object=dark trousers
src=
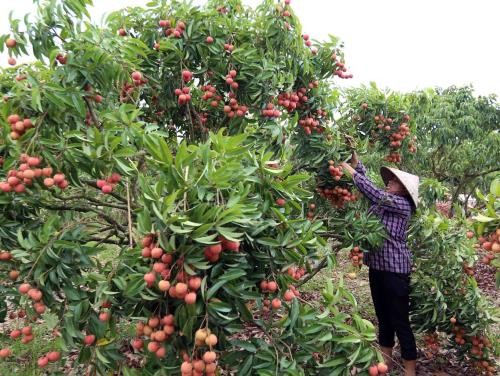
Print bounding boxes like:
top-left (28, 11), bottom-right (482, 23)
top-left (369, 268), bottom-right (417, 360)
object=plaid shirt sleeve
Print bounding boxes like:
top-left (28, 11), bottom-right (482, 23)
top-left (353, 168), bottom-right (412, 216)
top-left (354, 160), bottom-right (367, 175)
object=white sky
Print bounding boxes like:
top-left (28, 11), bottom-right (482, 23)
top-left (1, 0), bottom-right (499, 96)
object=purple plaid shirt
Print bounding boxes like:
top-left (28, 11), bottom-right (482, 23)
top-left (352, 161), bottom-right (413, 274)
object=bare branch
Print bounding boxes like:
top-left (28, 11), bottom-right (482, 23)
top-left (83, 96), bottom-right (101, 128)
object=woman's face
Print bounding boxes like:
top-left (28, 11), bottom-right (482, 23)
top-left (386, 178), bottom-right (407, 195)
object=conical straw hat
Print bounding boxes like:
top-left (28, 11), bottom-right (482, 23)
top-left (380, 167), bottom-right (419, 208)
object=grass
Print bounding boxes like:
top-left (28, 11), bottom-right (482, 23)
top-left (301, 248), bottom-right (376, 321)
top-left (0, 317), bottom-right (136, 376)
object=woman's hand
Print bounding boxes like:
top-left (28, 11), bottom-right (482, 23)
top-left (341, 162), bottom-right (356, 177)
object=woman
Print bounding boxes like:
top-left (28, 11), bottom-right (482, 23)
top-left (341, 152), bottom-right (419, 376)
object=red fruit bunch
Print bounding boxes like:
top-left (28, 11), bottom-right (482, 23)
top-left (332, 54), bottom-right (353, 79)
top-left (200, 84), bottom-right (223, 109)
top-left (204, 236), bottom-right (240, 262)
top-left (18, 283), bottom-right (47, 317)
top-left (96, 172), bottom-right (121, 194)
top-left (423, 332), bottom-right (440, 357)
top-left (306, 202), bottom-right (316, 220)
top-left (163, 20), bottom-right (185, 38)
top-left (134, 314), bottom-right (176, 359)
top-left (277, 88), bottom-right (308, 112)
top-left (327, 159), bottom-right (344, 181)
top-left (225, 69), bottom-right (239, 90)
top-left (283, 284), bottom-right (300, 300)
top-left (298, 116), bottom-right (325, 135)
top-left (349, 246), bottom-right (364, 268)
top-left (316, 185), bottom-right (358, 209)
top-left (174, 86), bottom-right (192, 105)
top-left (261, 103), bottom-right (281, 119)
top-left (6, 113), bottom-right (34, 140)
top-left (55, 53), bottom-right (67, 65)
top-left (287, 266), bottom-right (305, 280)
top-left (259, 280), bottom-right (279, 293)
top-left (0, 155), bottom-right (68, 194)
top-left (478, 228), bottom-right (500, 265)
top-left (223, 98), bottom-right (247, 118)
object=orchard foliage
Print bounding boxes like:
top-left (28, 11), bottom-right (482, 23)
top-left (407, 207), bottom-right (498, 375)
top-left (473, 177), bottom-right (500, 286)
top-left (0, 0), bottom-right (388, 375)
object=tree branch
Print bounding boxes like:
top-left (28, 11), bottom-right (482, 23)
top-left (296, 257), bottom-right (328, 288)
top-left (80, 179), bottom-right (136, 208)
top-left (86, 236), bottom-right (127, 245)
top-left (83, 96), bottom-right (101, 128)
top-left (39, 202), bottom-right (128, 233)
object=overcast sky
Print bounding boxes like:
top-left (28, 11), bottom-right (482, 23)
top-left (1, 0), bottom-right (499, 96)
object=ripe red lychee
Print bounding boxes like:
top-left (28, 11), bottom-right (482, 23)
top-left (5, 38), bottom-right (17, 48)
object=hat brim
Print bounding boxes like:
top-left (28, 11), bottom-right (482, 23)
top-left (380, 166), bottom-right (418, 208)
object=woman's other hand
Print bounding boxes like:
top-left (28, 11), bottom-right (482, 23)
top-left (350, 151), bottom-right (358, 168)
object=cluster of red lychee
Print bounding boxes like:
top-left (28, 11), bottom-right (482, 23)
top-left (0, 155), bottom-right (68, 193)
top-left (19, 282), bottom-right (47, 315)
top-left (181, 329), bottom-right (219, 375)
top-left (204, 236), bottom-right (240, 262)
top-left (261, 103), bottom-right (281, 119)
top-left (277, 88), bottom-right (308, 112)
top-left (200, 84), bottom-right (223, 108)
top-left (131, 71), bottom-right (148, 87)
top-left (160, 19), bottom-right (186, 39)
top-left (9, 324), bottom-right (35, 345)
top-left (423, 332), bottom-right (440, 357)
top-left (303, 33), bottom-right (312, 47)
top-left (119, 71), bottom-right (148, 103)
top-left (184, 329), bottom-right (219, 375)
top-left (448, 320), bottom-right (495, 375)
top-left (225, 69), bottom-right (239, 90)
top-left (84, 84), bottom-right (103, 104)
top-left (287, 266), bottom-right (305, 280)
top-left (174, 86), bottom-right (192, 105)
top-left (223, 98), bottom-right (248, 118)
top-left (332, 53), bottom-right (353, 79)
top-left (96, 172), bottom-right (121, 194)
top-left (133, 314), bottom-right (176, 359)
top-left (478, 228), bottom-right (499, 265)
top-left (36, 351), bottom-right (61, 368)
top-left (298, 116), bottom-right (324, 135)
top-left (260, 280), bottom-right (299, 313)
top-left (385, 152), bottom-right (402, 163)
top-left (317, 185), bottom-right (358, 209)
top-left (6, 113), bottom-right (34, 140)
top-left (306, 202), bottom-right (316, 220)
top-left (368, 362), bottom-right (388, 375)
top-left (349, 246), bottom-right (364, 267)
top-left (55, 53), bottom-right (67, 65)
top-left (223, 43), bottom-right (234, 53)
top-left (141, 234), bottom-right (201, 305)
top-left (327, 160), bottom-right (344, 181)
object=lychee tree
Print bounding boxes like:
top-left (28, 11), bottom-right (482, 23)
top-left (0, 0), bottom-right (390, 375)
